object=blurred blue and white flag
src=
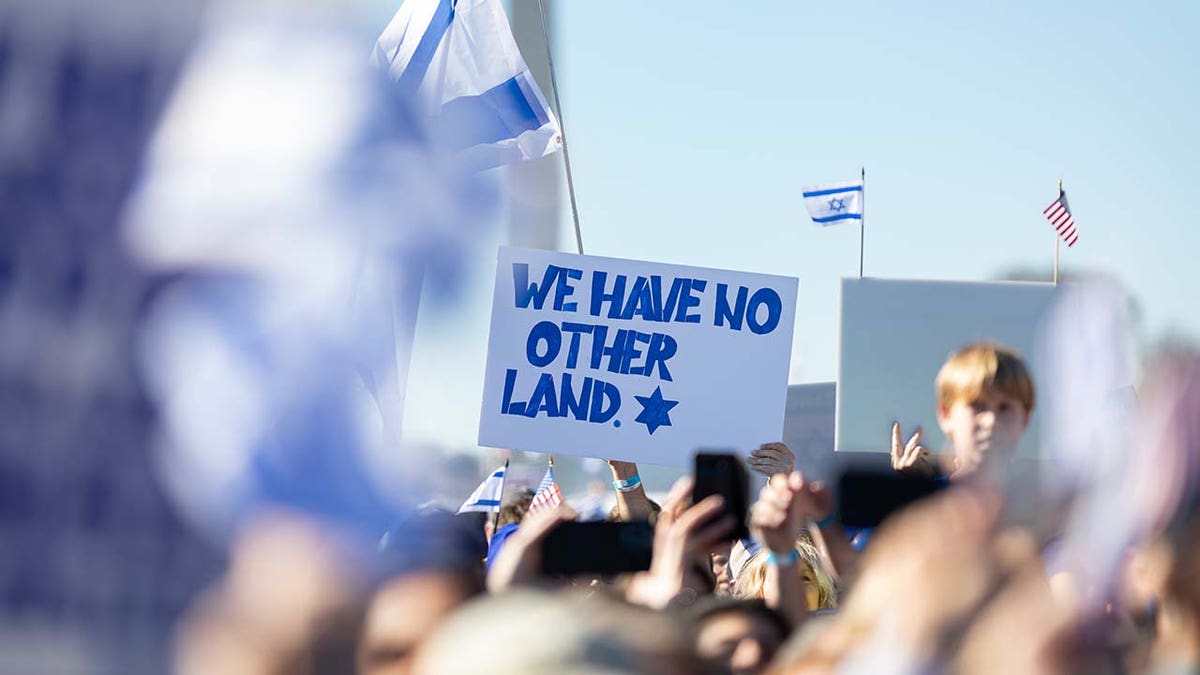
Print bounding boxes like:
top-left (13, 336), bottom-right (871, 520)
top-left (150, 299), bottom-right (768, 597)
top-left (373, 0), bottom-right (562, 171)
top-left (802, 180), bottom-right (864, 226)
top-left (124, 8), bottom-right (497, 539)
top-left (458, 464), bottom-right (508, 513)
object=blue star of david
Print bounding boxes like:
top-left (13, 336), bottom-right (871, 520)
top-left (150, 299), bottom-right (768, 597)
top-left (633, 386), bottom-right (678, 435)
top-left (828, 197), bottom-right (846, 212)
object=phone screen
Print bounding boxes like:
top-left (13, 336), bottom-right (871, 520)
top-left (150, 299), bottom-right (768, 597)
top-left (692, 452), bottom-right (750, 541)
top-left (540, 521), bottom-right (654, 576)
top-left (836, 468), bottom-right (948, 528)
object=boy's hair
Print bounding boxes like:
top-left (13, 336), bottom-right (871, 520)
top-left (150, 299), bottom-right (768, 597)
top-left (935, 342), bottom-right (1035, 413)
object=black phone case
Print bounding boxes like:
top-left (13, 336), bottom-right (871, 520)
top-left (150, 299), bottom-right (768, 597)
top-left (540, 521), bottom-right (654, 576)
top-left (692, 452), bottom-right (751, 541)
top-left (836, 468), bottom-right (948, 528)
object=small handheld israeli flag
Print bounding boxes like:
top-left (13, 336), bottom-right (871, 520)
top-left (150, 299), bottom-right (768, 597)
top-left (457, 464), bottom-right (507, 513)
top-left (373, 0), bottom-right (563, 171)
top-left (802, 180), bottom-right (864, 226)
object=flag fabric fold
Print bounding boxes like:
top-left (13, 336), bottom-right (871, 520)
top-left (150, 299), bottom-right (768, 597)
top-left (802, 180), bottom-right (864, 226)
top-left (1044, 191), bottom-right (1079, 247)
top-left (457, 464), bottom-right (507, 513)
top-left (373, 0), bottom-right (562, 170)
top-left (529, 464), bottom-right (563, 512)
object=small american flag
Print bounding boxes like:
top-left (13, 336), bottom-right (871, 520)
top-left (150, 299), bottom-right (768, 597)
top-left (529, 465), bottom-right (563, 512)
top-left (1043, 190), bottom-right (1079, 247)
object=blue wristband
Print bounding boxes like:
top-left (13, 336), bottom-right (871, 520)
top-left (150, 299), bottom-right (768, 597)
top-left (612, 474), bottom-right (642, 492)
top-left (766, 549), bottom-right (800, 568)
top-left (816, 512), bottom-right (838, 529)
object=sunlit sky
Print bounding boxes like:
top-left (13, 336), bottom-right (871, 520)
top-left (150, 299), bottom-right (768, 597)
top-left (399, 0), bottom-right (1200, 452)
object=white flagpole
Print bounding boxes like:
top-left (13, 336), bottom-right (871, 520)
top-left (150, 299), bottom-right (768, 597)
top-left (1054, 238), bottom-right (1060, 285)
top-left (535, 0), bottom-right (584, 255)
top-left (490, 458), bottom-right (510, 536)
top-left (859, 166), bottom-right (866, 278)
top-left (1053, 179), bottom-right (1062, 285)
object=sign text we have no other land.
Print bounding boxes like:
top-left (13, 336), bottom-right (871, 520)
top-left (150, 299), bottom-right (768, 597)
top-left (479, 247), bottom-right (798, 467)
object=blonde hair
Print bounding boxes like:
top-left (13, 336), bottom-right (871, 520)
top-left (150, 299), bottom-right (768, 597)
top-left (935, 342), bottom-right (1035, 413)
top-left (732, 530), bottom-right (837, 611)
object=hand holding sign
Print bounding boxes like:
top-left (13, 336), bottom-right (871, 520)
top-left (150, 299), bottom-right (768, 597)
top-left (608, 459), bottom-right (654, 522)
top-left (747, 442), bottom-right (795, 478)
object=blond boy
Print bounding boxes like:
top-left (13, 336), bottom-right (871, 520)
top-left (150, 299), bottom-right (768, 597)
top-left (892, 342), bottom-right (1036, 479)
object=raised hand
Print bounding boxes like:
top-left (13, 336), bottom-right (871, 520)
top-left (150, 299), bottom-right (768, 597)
top-left (747, 442), bottom-right (795, 478)
top-left (486, 504), bottom-right (577, 592)
top-left (749, 471), bottom-right (837, 625)
top-left (751, 472), bottom-right (805, 553)
top-left (626, 476), bottom-right (733, 609)
top-left (891, 421), bottom-right (936, 477)
top-left (606, 459), bottom-right (639, 476)
top-left (752, 471), bottom-right (833, 552)
top-left (845, 486), bottom-right (1003, 654)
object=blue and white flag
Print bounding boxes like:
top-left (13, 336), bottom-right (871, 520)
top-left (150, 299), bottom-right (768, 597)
top-left (373, 0), bottom-right (562, 171)
top-left (457, 464), bottom-right (507, 513)
top-left (802, 180), bottom-right (864, 226)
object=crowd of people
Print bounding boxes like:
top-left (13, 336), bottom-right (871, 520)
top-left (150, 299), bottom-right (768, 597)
top-left (174, 342), bottom-right (1200, 674)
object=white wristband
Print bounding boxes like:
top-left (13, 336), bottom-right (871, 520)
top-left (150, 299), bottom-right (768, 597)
top-left (613, 474), bottom-right (642, 492)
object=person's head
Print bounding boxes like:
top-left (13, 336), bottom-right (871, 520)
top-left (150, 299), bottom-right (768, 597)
top-left (710, 541), bottom-right (734, 596)
top-left (415, 590), bottom-right (702, 674)
top-left (935, 342), bottom-right (1035, 474)
top-left (357, 570), bottom-right (481, 675)
top-left (686, 597), bottom-right (790, 675)
top-left (361, 511), bottom-right (488, 675)
top-left (173, 513), bottom-right (368, 675)
top-left (731, 531), bottom-right (837, 611)
top-left (492, 489), bottom-right (534, 533)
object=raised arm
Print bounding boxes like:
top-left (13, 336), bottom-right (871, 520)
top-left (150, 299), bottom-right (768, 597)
top-left (750, 472), bottom-right (815, 626)
top-left (608, 459), bottom-right (655, 521)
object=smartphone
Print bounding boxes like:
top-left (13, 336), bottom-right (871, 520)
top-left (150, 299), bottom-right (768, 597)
top-left (836, 468), bottom-right (948, 528)
top-left (540, 521), bottom-right (654, 576)
top-left (692, 452), bottom-right (751, 541)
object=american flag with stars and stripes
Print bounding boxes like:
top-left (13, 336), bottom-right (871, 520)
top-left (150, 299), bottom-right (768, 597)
top-left (1044, 190), bottom-right (1079, 247)
top-left (529, 465), bottom-right (563, 512)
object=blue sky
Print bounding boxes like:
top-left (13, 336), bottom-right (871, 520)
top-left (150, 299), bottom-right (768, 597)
top-left (401, 0), bottom-right (1200, 451)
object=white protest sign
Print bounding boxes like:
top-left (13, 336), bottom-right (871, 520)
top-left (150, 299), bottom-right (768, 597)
top-left (836, 278), bottom-right (1059, 459)
top-left (782, 383), bottom-right (837, 481)
top-left (478, 247), bottom-right (798, 467)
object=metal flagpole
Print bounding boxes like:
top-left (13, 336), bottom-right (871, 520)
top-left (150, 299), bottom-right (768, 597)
top-left (859, 166), bottom-right (866, 278)
top-left (1053, 179), bottom-right (1062, 285)
top-left (490, 458), bottom-right (510, 537)
top-left (1054, 238), bottom-right (1060, 285)
top-left (535, 0), bottom-right (584, 255)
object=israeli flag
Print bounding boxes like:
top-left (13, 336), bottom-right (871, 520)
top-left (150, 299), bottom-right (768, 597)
top-left (373, 0), bottom-right (562, 171)
top-left (457, 465), bottom-right (507, 513)
top-left (802, 180), bottom-right (864, 226)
